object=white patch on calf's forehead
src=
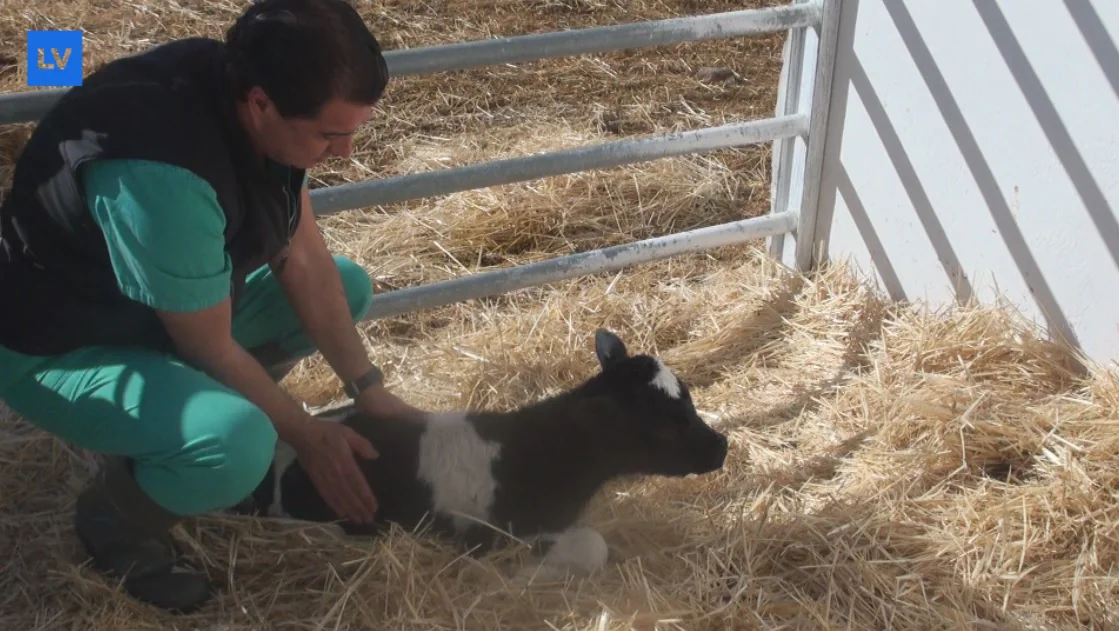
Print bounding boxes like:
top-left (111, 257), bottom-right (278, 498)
top-left (417, 411), bottom-right (500, 533)
top-left (650, 358), bottom-right (681, 399)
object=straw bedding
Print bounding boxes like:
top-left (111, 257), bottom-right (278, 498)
top-left (2, 1), bottom-right (1117, 629)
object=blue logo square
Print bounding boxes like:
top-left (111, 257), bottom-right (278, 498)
top-left (26, 30), bottom-right (83, 87)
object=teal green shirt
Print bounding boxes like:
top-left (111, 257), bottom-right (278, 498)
top-left (84, 158), bottom-right (307, 312)
top-left (0, 157), bottom-right (307, 393)
top-left (83, 158), bottom-right (235, 312)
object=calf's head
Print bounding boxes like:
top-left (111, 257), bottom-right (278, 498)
top-left (585, 328), bottom-right (728, 477)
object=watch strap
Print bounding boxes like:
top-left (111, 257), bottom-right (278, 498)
top-left (343, 366), bottom-right (384, 399)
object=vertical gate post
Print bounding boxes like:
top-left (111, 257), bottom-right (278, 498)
top-left (793, 0), bottom-right (843, 273)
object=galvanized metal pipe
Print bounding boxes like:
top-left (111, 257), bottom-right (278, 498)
top-left (387, 3), bottom-right (820, 76)
top-left (0, 90), bottom-right (59, 125)
top-left (312, 113), bottom-right (808, 214)
top-left (0, 3), bottom-right (821, 125)
top-left (361, 210), bottom-right (798, 321)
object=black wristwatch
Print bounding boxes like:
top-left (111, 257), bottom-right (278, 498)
top-left (342, 365), bottom-right (384, 400)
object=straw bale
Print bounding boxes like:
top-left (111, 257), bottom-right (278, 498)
top-left (4, 1), bottom-right (1119, 630)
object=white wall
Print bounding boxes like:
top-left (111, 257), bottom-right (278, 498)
top-left (773, 0), bottom-right (1119, 368)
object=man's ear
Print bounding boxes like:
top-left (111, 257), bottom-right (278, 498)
top-left (594, 328), bottom-right (628, 371)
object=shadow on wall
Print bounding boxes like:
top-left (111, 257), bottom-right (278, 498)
top-left (811, 0), bottom-right (1119, 357)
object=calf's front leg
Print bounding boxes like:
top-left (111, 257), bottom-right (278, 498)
top-left (512, 526), bottom-right (609, 584)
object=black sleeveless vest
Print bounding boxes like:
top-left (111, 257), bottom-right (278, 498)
top-left (0, 37), bottom-right (304, 356)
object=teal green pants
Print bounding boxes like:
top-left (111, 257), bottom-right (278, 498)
top-left (0, 255), bottom-right (374, 517)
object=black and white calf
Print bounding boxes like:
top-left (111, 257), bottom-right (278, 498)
top-left (245, 329), bottom-right (728, 578)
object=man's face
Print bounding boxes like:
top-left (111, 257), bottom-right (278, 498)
top-left (241, 86), bottom-right (373, 170)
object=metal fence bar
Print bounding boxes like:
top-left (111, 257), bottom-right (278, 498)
top-left (361, 210), bottom-right (798, 321)
top-left (0, 90), bottom-right (64, 125)
top-left (388, 3), bottom-right (821, 76)
top-left (0, 3), bottom-right (821, 125)
top-left (312, 113), bottom-right (808, 214)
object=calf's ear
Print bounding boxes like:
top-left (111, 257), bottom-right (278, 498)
top-left (594, 328), bottom-right (629, 370)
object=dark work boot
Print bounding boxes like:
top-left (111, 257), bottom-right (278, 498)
top-left (73, 456), bottom-right (212, 614)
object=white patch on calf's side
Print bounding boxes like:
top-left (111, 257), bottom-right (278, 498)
top-left (416, 411), bottom-right (500, 533)
top-left (650, 358), bottom-right (681, 399)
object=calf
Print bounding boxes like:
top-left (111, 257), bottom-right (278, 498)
top-left (246, 329), bottom-right (729, 577)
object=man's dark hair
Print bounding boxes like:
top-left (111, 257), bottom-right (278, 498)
top-left (223, 0), bottom-right (390, 119)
